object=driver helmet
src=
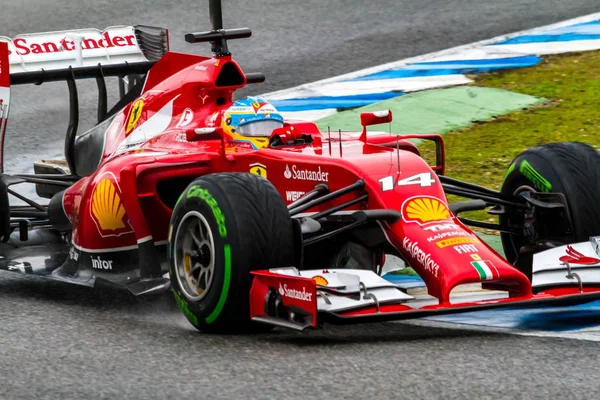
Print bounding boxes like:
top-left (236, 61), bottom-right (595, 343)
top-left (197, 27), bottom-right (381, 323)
top-left (221, 97), bottom-right (284, 149)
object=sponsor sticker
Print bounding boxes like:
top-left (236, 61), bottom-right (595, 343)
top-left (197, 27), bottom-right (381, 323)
top-left (520, 160), bottom-right (552, 193)
top-left (436, 237), bottom-right (479, 248)
top-left (186, 185), bottom-right (227, 238)
top-left (286, 191), bottom-right (305, 201)
top-left (69, 246), bottom-right (79, 261)
top-left (471, 260), bottom-right (499, 281)
top-left (312, 276), bottom-right (329, 286)
top-left (470, 254), bottom-right (482, 261)
top-left (228, 140), bottom-right (254, 150)
top-left (427, 230), bottom-right (473, 242)
top-left (401, 196), bottom-right (451, 226)
top-left (278, 283), bottom-right (313, 302)
top-left (90, 255), bottom-right (113, 270)
top-left (423, 223), bottom-right (462, 232)
top-left (207, 111), bottom-right (219, 127)
top-left (251, 101), bottom-right (268, 113)
top-left (453, 244), bottom-right (478, 254)
top-left (249, 162), bottom-right (267, 178)
top-left (284, 164), bottom-right (329, 182)
top-left (90, 175), bottom-right (133, 237)
top-left (559, 245), bottom-right (600, 265)
top-left (402, 237), bottom-right (439, 277)
top-left (5, 30), bottom-right (138, 57)
top-left (126, 99), bottom-right (144, 134)
top-left (175, 108), bottom-right (194, 128)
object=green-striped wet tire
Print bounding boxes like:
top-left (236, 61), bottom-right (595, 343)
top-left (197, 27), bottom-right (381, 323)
top-left (500, 141), bottom-right (600, 277)
top-left (168, 172), bottom-right (296, 334)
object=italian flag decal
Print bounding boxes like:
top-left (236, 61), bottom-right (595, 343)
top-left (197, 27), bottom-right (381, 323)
top-left (471, 260), bottom-right (499, 280)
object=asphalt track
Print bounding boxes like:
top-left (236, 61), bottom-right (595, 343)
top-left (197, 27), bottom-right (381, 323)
top-left (2, 1), bottom-right (600, 399)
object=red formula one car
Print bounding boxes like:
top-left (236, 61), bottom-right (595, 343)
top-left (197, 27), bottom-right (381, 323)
top-left (2, 0), bottom-right (600, 334)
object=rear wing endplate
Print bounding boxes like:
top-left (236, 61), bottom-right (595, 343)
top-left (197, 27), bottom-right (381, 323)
top-left (0, 41), bottom-right (9, 174)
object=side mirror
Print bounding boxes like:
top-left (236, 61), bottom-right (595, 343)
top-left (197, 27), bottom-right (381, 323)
top-left (359, 110), bottom-right (392, 142)
top-left (360, 110), bottom-right (392, 127)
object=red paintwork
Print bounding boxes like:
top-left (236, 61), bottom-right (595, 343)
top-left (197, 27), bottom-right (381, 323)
top-left (0, 42), bottom-right (8, 88)
top-left (60, 50), bottom-right (534, 307)
top-left (538, 287), bottom-right (600, 296)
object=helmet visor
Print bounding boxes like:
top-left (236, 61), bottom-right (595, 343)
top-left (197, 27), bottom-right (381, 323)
top-left (236, 119), bottom-right (284, 137)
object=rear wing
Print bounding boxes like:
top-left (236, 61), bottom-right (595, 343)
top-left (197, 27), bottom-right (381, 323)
top-left (0, 25), bottom-right (169, 174)
top-left (2, 25), bottom-right (168, 74)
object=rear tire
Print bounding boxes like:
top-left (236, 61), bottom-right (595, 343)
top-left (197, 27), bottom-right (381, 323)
top-left (500, 142), bottom-right (600, 276)
top-left (168, 172), bottom-right (296, 334)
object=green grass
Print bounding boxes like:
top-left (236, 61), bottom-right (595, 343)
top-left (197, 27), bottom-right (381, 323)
top-left (419, 50), bottom-right (600, 223)
top-left (387, 267), bottom-right (420, 276)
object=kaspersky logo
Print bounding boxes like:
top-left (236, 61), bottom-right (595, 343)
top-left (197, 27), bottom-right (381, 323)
top-left (402, 237), bottom-right (440, 277)
top-left (278, 283), bottom-right (313, 302)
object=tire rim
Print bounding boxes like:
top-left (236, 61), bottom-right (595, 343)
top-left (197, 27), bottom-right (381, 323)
top-left (173, 211), bottom-right (216, 301)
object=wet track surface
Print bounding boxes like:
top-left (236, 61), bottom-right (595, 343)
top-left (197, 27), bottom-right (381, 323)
top-left (1, 1), bottom-right (600, 398)
top-left (4, 275), bottom-right (600, 399)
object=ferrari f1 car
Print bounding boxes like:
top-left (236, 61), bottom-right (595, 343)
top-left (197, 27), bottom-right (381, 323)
top-left (2, 0), bottom-right (600, 334)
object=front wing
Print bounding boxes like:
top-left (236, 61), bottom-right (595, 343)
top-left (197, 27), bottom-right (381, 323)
top-left (250, 262), bottom-right (600, 331)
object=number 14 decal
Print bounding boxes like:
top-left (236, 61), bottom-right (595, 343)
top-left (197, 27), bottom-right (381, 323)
top-left (378, 173), bottom-right (435, 191)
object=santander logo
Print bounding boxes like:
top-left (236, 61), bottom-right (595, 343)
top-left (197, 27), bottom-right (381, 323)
top-left (283, 164), bottom-right (329, 182)
top-left (278, 283), bottom-right (313, 302)
top-left (6, 32), bottom-right (137, 56)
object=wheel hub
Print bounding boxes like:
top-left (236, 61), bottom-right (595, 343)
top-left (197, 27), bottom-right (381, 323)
top-left (173, 211), bottom-right (216, 301)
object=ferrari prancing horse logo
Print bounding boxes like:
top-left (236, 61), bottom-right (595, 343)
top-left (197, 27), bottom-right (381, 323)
top-left (251, 101), bottom-right (267, 114)
top-left (249, 163), bottom-right (267, 179)
top-left (126, 99), bottom-right (144, 135)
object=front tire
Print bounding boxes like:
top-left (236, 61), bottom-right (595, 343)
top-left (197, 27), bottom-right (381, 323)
top-left (500, 142), bottom-right (600, 276)
top-left (168, 172), bottom-right (296, 334)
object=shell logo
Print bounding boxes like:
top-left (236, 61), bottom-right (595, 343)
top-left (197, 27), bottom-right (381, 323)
top-left (401, 196), bottom-right (451, 225)
top-left (91, 178), bottom-right (129, 235)
top-left (312, 275), bottom-right (329, 286)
